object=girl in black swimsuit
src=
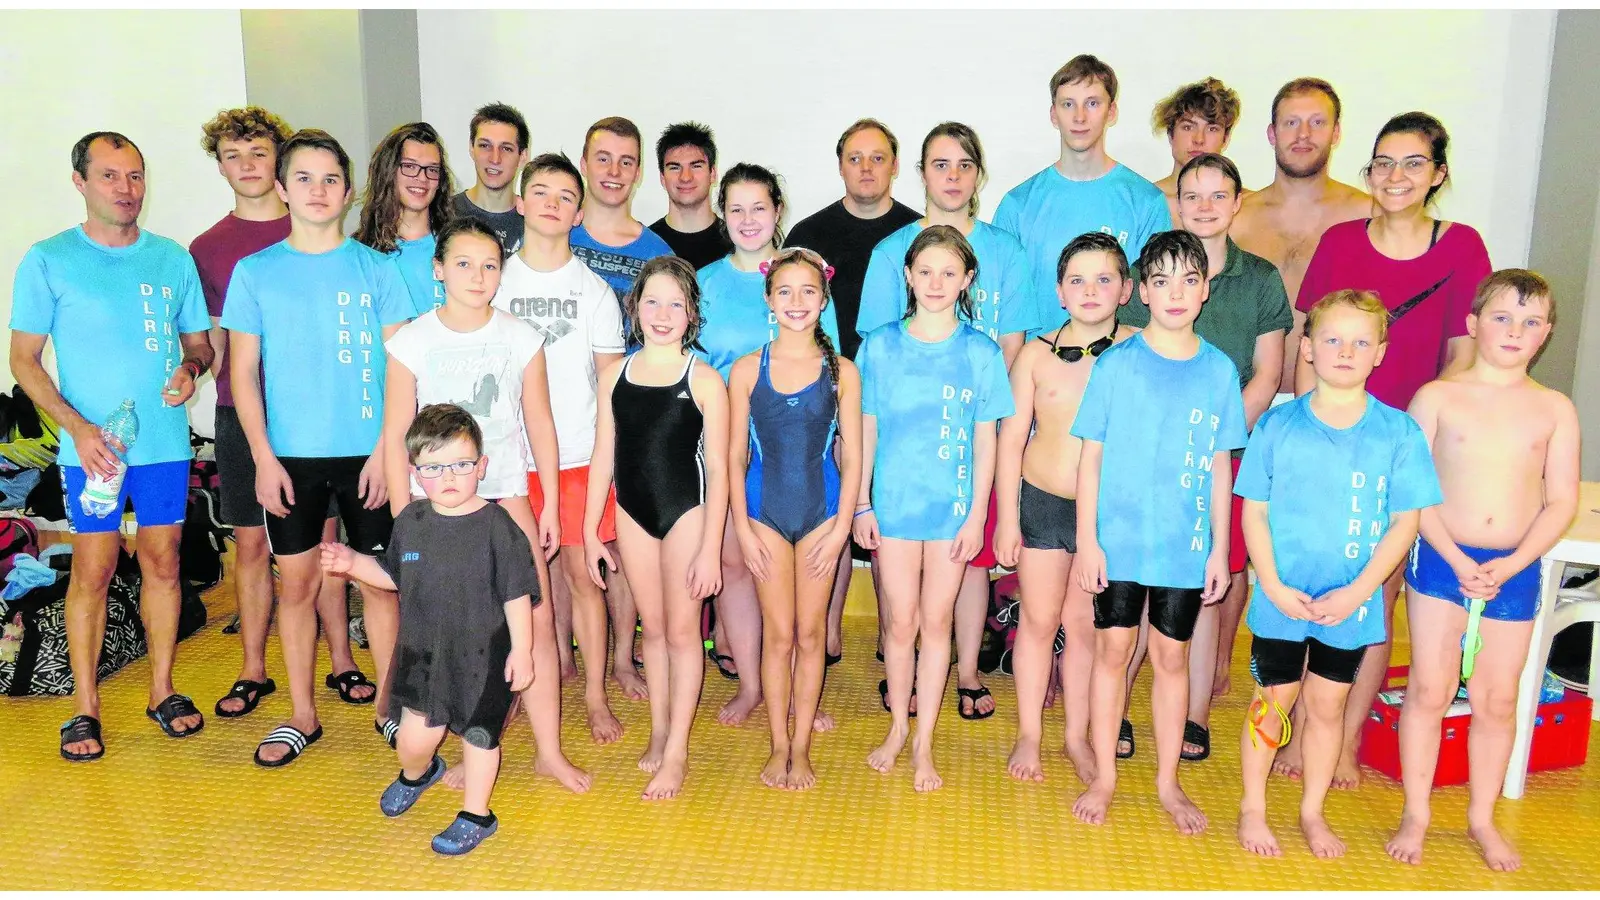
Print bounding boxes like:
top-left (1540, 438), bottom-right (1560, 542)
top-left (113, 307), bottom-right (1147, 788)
top-left (584, 256), bottom-right (729, 801)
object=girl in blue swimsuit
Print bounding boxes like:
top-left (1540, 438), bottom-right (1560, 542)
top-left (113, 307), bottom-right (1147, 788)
top-left (727, 248), bottom-right (863, 791)
top-left (585, 256), bottom-right (729, 801)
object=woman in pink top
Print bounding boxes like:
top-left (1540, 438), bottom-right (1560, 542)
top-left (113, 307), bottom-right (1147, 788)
top-left (1293, 112), bottom-right (1492, 409)
top-left (1277, 111), bottom-right (1492, 789)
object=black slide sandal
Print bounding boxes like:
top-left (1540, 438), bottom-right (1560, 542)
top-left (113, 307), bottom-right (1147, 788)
top-left (60, 715), bottom-right (105, 762)
top-left (1117, 719), bottom-right (1135, 759)
top-left (709, 649), bottom-right (739, 681)
top-left (878, 678), bottom-right (917, 717)
top-left (254, 723), bottom-right (323, 768)
top-left (375, 717), bottom-right (399, 749)
top-left (325, 670), bottom-right (376, 705)
top-left (1181, 720), bottom-right (1211, 762)
top-left (147, 694), bottom-right (205, 738)
top-left (215, 678), bottom-right (276, 719)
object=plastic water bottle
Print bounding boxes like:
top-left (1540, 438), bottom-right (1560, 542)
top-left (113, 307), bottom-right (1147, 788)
top-left (79, 399), bottom-right (139, 518)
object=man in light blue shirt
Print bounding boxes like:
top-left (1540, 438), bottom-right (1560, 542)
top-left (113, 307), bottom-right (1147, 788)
top-left (9, 131), bottom-right (215, 761)
top-left (994, 54), bottom-right (1172, 338)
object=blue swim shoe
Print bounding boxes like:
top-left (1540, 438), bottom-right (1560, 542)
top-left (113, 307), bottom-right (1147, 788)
top-left (379, 755), bottom-right (445, 817)
top-left (431, 811), bottom-right (499, 856)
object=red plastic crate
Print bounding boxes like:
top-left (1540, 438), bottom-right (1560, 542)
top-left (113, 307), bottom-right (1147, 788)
top-left (1359, 666), bottom-right (1592, 787)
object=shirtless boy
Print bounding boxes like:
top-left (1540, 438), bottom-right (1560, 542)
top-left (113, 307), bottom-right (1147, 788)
top-left (1229, 78), bottom-right (1370, 390)
top-left (996, 232), bottom-right (1138, 786)
top-left (1389, 269), bottom-right (1580, 872)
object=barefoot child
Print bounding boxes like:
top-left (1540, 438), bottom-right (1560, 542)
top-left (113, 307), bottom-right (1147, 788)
top-left (1388, 269), bottom-right (1580, 872)
top-left (995, 232), bottom-right (1137, 786)
top-left (853, 225), bottom-right (1014, 792)
top-left (382, 216), bottom-right (591, 793)
top-left (1070, 230), bottom-right (1244, 834)
top-left (586, 256), bottom-right (730, 800)
top-left (1234, 289), bottom-right (1440, 860)
top-left (321, 404), bottom-right (537, 855)
top-left (728, 247), bottom-right (863, 790)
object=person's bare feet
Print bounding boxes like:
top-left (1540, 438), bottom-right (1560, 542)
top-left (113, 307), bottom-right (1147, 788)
top-left (1330, 745), bottom-right (1362, 789)
top-left (1072, 779), bottom-right (1115, 825)
top-left (1158, 783), bottom-right (1208, 835)
top-left (1300, 811), bottom-right (1346, 859)
top-left (442, 765), bottom-right (466, 790)
top-left (1237, 808), bottom-right (1280, 857)
top-left (638, 733), bottom-right (667, 774)
top-left (612, 665), bottom-right (648, 701)
top-left (642, 754), bottom-right (686, 800)
top-left (786, 753), bottom-right (817, 791)
top-left (1385, 813), bottom-right (1429, 865)
top-left (760, 750), bottom-right (788, 789)
top-left (1007, 733), bottom-right (1045, 783)
top-left (586, 699), bottom-right (623, 744)
top-left (867, 722), bottom-right (908, 773)
top-left (1211, 673), bottom-right (1231, 700)
top-left (1271, 741), bottom-right (1303, 779)
top-left (811, 707), bottom-right (836, 733)
top-left (911, 735), bottom-right (942, 792)
top-left (1469, 821), bottom-right (1521, 872)
top-left (534, 751), bottom-right (593, 793)
top-left (718, 688), bottom-right (761, 726)
top-left (560, 659), bottom-right (579, 685)
top-left (1043, 676), bottom-right (1059, 710)
top-left (1063, 736), bottom-right (1097, 786)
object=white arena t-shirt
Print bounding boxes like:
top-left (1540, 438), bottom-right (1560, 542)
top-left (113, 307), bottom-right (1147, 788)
top-left (492, 253), bottom-right (625, 469)
top-left (384, 308), bottom-right (544, 498)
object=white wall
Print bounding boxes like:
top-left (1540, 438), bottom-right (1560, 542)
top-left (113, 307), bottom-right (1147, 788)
top-left (0, 10), bottom-right (247, 423)
top-left (418, 10), bottom-right (1552, 270)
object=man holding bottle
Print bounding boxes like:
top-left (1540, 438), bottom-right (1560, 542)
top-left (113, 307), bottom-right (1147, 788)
top-left (8, 131), bottom-right (214, 761)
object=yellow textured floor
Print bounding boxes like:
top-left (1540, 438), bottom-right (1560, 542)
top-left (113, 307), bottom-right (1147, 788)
top-left (4, 566), bottom-right (1598, 890)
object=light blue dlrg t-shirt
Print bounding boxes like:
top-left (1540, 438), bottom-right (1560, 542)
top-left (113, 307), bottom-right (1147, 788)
top-left (1071, 333), bottom-right (1247, 588)
top-left (993, 163), bottom-right (1171, 337)
top-left (857, 220), bottom-right (1042, 343)
top-left (695, 256), bottom-right (842, 379)
top-left (220, 238), bottom-right (414, 458)
top-left (9, 227), bottom-right (211, 467)
top-left (1236, 393), bottom-right (1442, 649)
top-left (570, 223), bottom-right (673, 302)
top-left (858, 320), bottom-right (1015, 541)
top-left (394, 233), bottom-right (444, 316)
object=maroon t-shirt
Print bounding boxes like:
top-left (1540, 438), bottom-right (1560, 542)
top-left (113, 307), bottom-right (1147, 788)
top-left (190, 213), bottom-right (291, 406)
top-left (1296, 219), bottom-right (1492, 411)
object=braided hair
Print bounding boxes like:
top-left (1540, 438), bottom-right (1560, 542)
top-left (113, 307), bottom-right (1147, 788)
top-left (762, 247), bottom-right (839, 399)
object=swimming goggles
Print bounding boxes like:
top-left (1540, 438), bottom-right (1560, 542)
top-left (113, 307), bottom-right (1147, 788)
top-left (1247, 691), bottom-right (1293, 751)
top-left (1048, 321), bottom-right (1117, 363)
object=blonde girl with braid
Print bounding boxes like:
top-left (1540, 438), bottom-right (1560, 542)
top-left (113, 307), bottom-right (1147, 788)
top-left (727, 248), bottom-right (862, 790)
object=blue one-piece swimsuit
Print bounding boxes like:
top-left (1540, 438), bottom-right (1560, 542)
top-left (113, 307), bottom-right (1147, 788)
top-left (745, 345), bottom-right (840, 544)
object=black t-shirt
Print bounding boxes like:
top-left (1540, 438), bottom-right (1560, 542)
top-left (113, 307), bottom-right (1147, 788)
top-left (785, 199), bottom-right (922, 359)
top-left (379, 500), bottom-right (540, 729)
top-left (453, 192), bottom-right (524, 252)
top-left (648, 217), bottom-right (733, 271)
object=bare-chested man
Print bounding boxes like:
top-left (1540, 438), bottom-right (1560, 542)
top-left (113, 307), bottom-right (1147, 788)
top-left (994, 232), bottom-right (1139, 786)
top-left (1151, 77), bottom-right (1244, 223)
top-left (1229, 78), bottom-right (1370, 391)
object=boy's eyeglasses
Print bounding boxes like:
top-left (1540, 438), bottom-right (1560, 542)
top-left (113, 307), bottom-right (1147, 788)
top-left (399, 162), bottom-right (444, 181)
top-left (1049, 322), bottom-right (1118, 363)
top-left (414, 460), bottom-right (479, 479)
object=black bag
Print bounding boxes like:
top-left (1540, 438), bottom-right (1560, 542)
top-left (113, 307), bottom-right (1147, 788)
top-left (0, 547), bottom-right (207, 697)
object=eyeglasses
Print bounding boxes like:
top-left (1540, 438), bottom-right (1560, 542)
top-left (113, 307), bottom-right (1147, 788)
top-left (399, 161), bottom-right (444, 181)
top-left (1049, 321), bottom-right (1118, 363)
top-left (1368, 156), bottom-right (1433, 176)
top-left (414, 459), bottom-right (478, 479)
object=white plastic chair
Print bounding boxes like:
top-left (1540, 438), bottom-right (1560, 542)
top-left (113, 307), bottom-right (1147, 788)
top-left (1504, 562), bottom-right (1600, 799)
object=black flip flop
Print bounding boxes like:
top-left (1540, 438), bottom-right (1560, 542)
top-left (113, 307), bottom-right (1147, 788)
top-left (1117, 718), bottom-right (1136, 760)
top-left (825, 651), bottom-right (842, 668)
top-left (60, 714), bottom-right (105, 762)
top-left (325, 670), bottom-right (376, 705)
top-left (1181, 720), bottom-right (1211, 762)
top-left (709, 648), bottom-right (739, 681)
top-left (215, 678), bottom-right (277, 719)
top-left (956, 685), bottom-right (996, 721)
top-left (147, 694), bottom-right (205, 738)
top-left (878, 678), bottom-right (917, 717)
top-left (254, 723), bottom-right (323, 768)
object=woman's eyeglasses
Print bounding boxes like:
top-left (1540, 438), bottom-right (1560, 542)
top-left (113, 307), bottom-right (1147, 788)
top-left (1368, 156), bottom-right (1433, 177)
top-left (399, 162), bottom-right (444, 181)
top-left (414, 459), bottom-right (478, 479)
top-left (1049, 321), bottom-right (1118, 363)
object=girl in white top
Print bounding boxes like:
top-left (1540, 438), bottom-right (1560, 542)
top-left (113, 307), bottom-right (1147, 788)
top-left (382, 217), bottom-right (591, 793)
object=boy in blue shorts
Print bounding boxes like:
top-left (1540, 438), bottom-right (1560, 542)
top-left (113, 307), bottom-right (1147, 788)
top-left (222, 129), bottom-right (415, 766)
top-left (1389, 270), bottom-right (1580, 872)
top-left (10, 131), bottom-right (214, 760)
top-left (1234, 289), bottom-right (1440, 860)
top-left (1070, 230), bottom-right (1245, 834)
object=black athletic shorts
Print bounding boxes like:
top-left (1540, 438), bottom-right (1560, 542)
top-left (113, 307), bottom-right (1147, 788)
top-left (1093, 580), bottom-right (1205, 642)
top-left (1249, 634), bottom-right (1365, 687)
top-left (215, 406), bottom-right (339, 529)
top-left (265, 456), bottom-right (393, 557)
top-left (1020, 480), bottom-right (1076, 553)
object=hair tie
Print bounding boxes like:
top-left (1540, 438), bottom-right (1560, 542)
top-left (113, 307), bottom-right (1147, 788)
top-left (823, 265), bottom-right (836, 283)
top-left (758, 259), bottom-right (772, 276)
